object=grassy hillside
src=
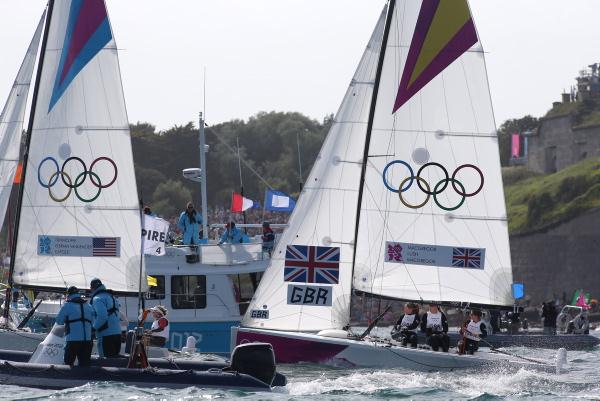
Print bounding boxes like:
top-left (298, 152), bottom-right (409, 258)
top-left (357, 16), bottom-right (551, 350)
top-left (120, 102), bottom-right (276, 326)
top-left (504, 157), bottom-right (600, 234)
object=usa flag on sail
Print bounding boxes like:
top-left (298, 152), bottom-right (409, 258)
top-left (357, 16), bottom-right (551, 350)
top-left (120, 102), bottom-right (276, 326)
top-left (284, 245), bottom-right (340, 284)
top-left (452, 248), bottom-right (482, 269)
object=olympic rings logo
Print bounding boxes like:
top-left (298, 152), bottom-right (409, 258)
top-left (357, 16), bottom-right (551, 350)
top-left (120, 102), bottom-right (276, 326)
top-left (382, 160), bottom-right (484, 211)
top-left (37, 156), bottom-right (118, 203)
top-left (44, 347), bottom-right (59, 357)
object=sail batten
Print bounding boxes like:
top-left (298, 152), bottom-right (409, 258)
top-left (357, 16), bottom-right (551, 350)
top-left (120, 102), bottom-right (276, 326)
top-left (13, 0), bottom-right (143, 293)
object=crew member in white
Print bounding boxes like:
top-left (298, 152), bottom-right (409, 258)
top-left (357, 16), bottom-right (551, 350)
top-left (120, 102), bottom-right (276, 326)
top-left (420, 303), bottom-right (449, 352)
top-left (144, 305), bottom-right (170, 347)
top-left (391, 302), bottom-right (420, 348)
top-left (460, 309), bottom-right (487, 354)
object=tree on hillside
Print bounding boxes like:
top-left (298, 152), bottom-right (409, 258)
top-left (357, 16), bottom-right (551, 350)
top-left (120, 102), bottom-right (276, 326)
top-left (497, 115), bottom-right (539, 166)
top-left (151, 179), bottom-right (193, 218)
top-left (131, 112), bottom-right (330, 208)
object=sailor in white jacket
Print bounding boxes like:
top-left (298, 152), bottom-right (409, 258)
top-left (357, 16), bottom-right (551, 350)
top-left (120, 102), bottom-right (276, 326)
top-left (460, 309), bottom-right (487, 354)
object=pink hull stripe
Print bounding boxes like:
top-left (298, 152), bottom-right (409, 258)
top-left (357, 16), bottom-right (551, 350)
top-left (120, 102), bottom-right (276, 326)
top-left (237, 331), bottom-right (348, 363)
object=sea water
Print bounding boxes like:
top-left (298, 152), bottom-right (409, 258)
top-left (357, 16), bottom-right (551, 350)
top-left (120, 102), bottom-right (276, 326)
top-left (1, 332), bottom-right (599, 400)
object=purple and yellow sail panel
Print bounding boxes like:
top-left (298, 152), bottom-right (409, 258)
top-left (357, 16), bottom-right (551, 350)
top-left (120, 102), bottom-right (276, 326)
top-left (49, 0), bottom-right (112, 112)
top-left (393, 0), bottom-right (478, 113)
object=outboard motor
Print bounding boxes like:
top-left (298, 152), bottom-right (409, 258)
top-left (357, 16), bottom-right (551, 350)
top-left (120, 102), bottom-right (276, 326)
top-left (29, 323), bottom-right (66, 364)
top-left (229, 342), bottom-right (276, 386)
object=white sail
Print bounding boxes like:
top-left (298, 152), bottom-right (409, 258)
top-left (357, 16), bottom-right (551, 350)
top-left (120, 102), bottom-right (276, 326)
top-left (0, 12), bottom-right (45, 235)
top-left (241, 7), bottom-right (388, 332)
top-left (13, 0), bottom-right (143, 293)
top-left (352, 0), bottom-right (513, 306)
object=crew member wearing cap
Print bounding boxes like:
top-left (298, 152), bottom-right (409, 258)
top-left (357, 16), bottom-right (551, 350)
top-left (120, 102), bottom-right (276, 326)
top-left (420, 303), bottom-right (450, 352)
top-left (90, 278), bottom-right (122, 358)
top-left (145, 305), bottom-right (170, 347)
top-left (54, 286), bottom-right (94, 367)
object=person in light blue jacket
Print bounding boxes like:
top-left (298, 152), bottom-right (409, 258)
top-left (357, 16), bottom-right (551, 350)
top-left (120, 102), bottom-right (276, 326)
top-left (218, 221), bottom-right (249, 244)
top-left (177, 202), bottom-right (202, 245)
top-left (90, 278), bottom-right (122, 358)
top-left (54, 286), bottom-right (93, 367)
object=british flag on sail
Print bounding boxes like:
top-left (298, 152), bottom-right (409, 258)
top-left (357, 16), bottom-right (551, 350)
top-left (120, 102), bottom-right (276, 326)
top-left (284, 245), bottom-right (340, 284)
top-left (452, 247), bottom-right (483, 269)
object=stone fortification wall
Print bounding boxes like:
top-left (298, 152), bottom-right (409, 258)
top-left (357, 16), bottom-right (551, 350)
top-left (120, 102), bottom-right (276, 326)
top-left (511, 208), bottom-right (600, 304)
top-left (527, 114), bottom-right (600, 174)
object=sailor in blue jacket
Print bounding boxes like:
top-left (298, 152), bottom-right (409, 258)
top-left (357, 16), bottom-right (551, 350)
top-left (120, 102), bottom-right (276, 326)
top-left (219, 222), bottom-right (248, 244)
top-left (54, 286), bottom-right (93, 367)
top-left (90, 278), bottom-right (122, 358)
top-left (177, 202), bottom-right (202, 245)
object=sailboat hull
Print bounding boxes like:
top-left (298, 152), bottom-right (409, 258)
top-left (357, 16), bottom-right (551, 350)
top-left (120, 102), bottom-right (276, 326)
top-left (234, 327), bottom-right (556, 372)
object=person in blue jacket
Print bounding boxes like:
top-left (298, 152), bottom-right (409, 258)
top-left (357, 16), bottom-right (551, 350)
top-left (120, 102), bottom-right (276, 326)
top-left (177, 202), bottom-right (202, 245)
top-left (54, 286), bottom-right (93, 367)
top-left (90, 278), bottom-right (122, 358)
top-left (219, 221), bottom-right (248, 244)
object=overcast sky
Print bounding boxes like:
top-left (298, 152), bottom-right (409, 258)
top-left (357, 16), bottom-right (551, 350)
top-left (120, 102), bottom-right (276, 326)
top-left (1, 1), bottom-right (599, 131)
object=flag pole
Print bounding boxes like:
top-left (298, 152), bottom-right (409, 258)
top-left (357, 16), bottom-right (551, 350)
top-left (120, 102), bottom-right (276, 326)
top-left (236, 136), bottom-right (247, 232)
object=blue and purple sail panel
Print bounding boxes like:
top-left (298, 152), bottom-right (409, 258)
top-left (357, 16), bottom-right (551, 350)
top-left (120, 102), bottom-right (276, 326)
top-left (393, 0), bottom-right (478, 113)
top-left (48, 0), bottom-right (112, 112)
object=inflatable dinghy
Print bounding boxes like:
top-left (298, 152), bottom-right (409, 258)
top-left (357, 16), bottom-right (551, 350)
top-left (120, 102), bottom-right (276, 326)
top-left (0, 325), bottom-right (284, 391)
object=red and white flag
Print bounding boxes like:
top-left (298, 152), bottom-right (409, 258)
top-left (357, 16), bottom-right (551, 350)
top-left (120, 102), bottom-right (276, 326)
top-left (231, 192), bottom-right (254, 213)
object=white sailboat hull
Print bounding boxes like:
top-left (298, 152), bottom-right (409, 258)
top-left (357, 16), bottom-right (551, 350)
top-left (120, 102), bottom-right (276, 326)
top-left (234, 327), bottom-right (557, 372)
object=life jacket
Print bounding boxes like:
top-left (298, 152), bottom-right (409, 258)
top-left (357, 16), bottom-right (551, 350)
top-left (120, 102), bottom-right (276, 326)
top-left (64, 297), bottom-right (92, 341)
top-left (399, 313), bottom-right (417, 330)
top-left (426, 311), bottom-right (444, 333)
top-left (90, 289), bottom-right (119, 332)
top-left (465, 320), bottom-right (484, 341)
top-left (150, 317), bottom-right (170, 341)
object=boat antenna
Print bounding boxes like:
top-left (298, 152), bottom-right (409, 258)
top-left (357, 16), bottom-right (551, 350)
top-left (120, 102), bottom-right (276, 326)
top-left (2, 0), bottom-right (55, 323)
top-left (349, 0), bottom-right (396, 320)
top-left (296, 129), bottom-right (304, 192)
top-left (236, 136), bottom-right (248, 231)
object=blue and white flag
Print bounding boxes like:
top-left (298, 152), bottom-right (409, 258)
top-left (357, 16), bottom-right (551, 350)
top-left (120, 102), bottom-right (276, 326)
top-left (265, 190), bottom-right (296, 212)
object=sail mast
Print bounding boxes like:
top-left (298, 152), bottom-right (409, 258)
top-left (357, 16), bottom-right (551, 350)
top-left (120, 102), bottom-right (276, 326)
top-left (3, 0), bottom-right (54, 321)
top-left (350, 0), bottom-right (396, 283)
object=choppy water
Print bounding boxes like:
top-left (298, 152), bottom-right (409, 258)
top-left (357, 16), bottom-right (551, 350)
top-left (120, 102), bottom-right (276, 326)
top-left (1, 333), bottom-right (599, 401)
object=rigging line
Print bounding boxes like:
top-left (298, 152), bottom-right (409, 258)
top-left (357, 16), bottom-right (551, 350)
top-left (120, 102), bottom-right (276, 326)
top-left (345, 37), bottom-right (381, 324)
top-left (351, 0), bottom-right (396, 301)
top-left (204, 125), bottom-right (273, 191)
top-left (362, 163), bottom-right (424, 301)
top-left (436, 72), bottom-right (504, 289)
top-left (458, 59), bottom-right (507, 284)
top-left (366, 123), bottom-right (395, 300)
top-left (95, 56), bottom-right (137, 259)
top-left (383, 346), bottom-right (465, 370)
